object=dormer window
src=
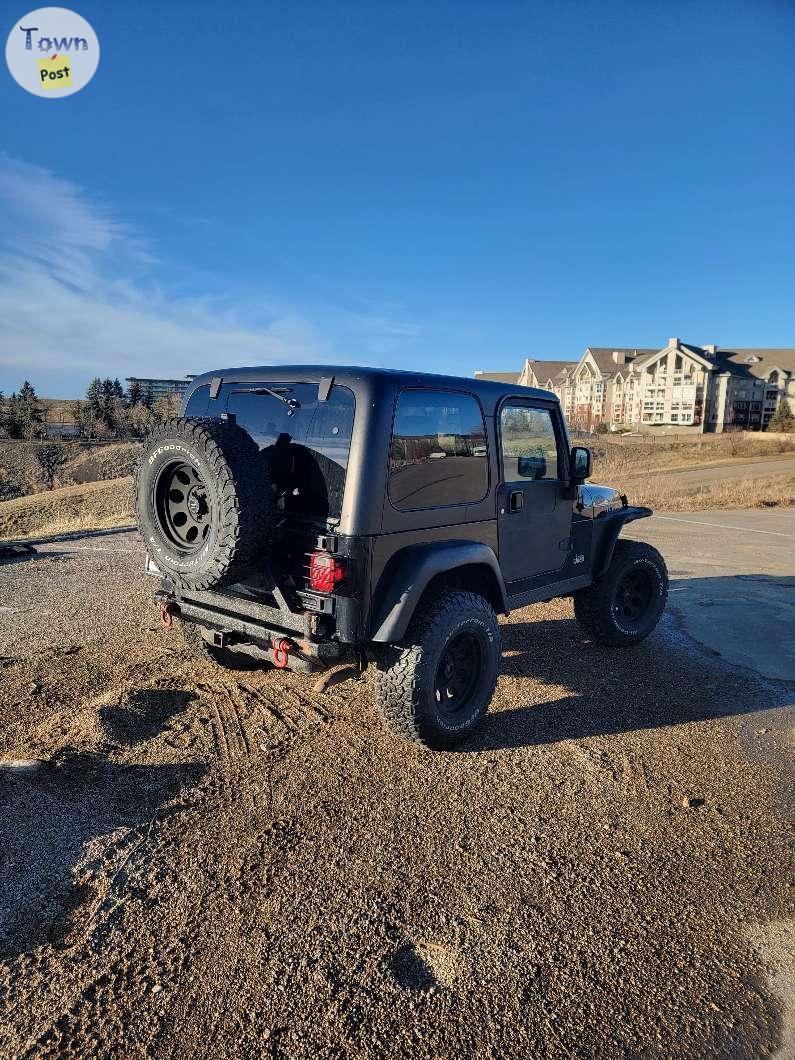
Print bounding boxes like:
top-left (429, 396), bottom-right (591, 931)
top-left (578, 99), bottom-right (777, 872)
top-left (744, 354), bottom-right (761, 364)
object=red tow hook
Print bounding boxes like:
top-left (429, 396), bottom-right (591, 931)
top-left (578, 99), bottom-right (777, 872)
top-left (272, 638), bottom-right (293, 669)
top-left (160, 601), bottom-right (176, 629)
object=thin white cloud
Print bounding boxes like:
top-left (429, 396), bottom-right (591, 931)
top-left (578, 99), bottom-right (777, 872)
top-left (0, 157), bottom-right (421, 393)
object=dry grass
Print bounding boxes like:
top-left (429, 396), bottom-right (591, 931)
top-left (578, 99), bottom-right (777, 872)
top-left (0, 440), bottom-right (80, 484)
top-left (60, 442), bottom-right (141, 486)
top-left (631, 473), bottom-right (795, 513)
top-left (593, 433), bottom-right (795, 481)
top-left (0, 476), bottom-right (134, 541)
top-left (0, 440), bottom-right (141, 498)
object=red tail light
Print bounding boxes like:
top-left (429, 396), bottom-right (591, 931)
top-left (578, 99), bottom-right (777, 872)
top-left (309, 552), bottom-right (346, 593)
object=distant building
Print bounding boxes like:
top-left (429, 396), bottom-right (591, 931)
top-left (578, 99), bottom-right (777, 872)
top-left (125, 375), bottom-right (196, 402)
top-left (478, 341), bottom-right (795, 432)
top-left (473, 370), bottom-right (521, 385)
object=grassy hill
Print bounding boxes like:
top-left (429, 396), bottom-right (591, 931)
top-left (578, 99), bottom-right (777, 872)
top-left (0, 476), bottom-right (134, 541)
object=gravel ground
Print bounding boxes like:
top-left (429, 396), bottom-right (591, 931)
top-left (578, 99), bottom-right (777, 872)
top-left (0, 531), bottom-right (792, 1058)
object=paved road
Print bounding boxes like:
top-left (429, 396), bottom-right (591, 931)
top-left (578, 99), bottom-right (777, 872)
top-left (628, 453), bottom-right (795, 487)
top-left (635, 508), bottom-right (795, 681)
top-left (0, 516), bottom-right (792, 1057)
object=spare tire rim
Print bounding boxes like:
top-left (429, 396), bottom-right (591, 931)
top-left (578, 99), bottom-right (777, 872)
top-left (434, 632), bottom-right (482, 716)
top-left (154, 460), bottom-right (212, 553)
top-left (612, 567), bottom-right (654, 627)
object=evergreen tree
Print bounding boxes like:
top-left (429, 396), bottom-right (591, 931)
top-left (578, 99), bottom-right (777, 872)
top-left (768, 397), bottom-right (794, 432)
top-left (14, 380), bottom-right (44, 439)
top-left (6, 392), bottom-right (18, 437)
top-left (96, 378), bottom-right (120, 430)
top-left (112, 377), bottom-right (125, 402)
top-left (71, 400), bottom-right (96, 438)
top-left (86, 377), bottom-right (103, 419)
top-left (127, 379), bottom-right (143, 407)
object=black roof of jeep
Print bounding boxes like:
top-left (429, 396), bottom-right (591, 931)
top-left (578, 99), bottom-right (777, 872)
top-left (184, 364), bottom-right (557, 412)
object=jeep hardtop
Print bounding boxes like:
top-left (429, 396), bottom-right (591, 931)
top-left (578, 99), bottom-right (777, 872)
top-left (135, 365), bottom-right (668, 748)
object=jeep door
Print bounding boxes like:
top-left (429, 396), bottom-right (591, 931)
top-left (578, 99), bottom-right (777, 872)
top-left (496, 399), bottom-right (573, 586)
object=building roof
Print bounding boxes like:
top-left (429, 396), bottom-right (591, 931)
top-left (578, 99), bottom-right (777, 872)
top-left (713, 348), bottom-right (795, 379)
top-left (125, 375), bottom-right (196, 385)
top-left (585, 348), bottom-right (658, 377)
top-left (527, 359), bottom-right (577, 383)
top-left (473, 370), bottom-right (519, 384)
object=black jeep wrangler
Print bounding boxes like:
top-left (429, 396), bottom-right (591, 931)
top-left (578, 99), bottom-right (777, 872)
top-left (135, 366), bottom-right (667, 749)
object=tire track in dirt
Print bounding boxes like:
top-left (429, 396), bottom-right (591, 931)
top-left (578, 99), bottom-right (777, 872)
top-left (186, 676), bottom-right (341, 815)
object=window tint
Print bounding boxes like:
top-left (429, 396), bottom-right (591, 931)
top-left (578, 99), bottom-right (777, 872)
top-left (184, 385), bottom-right (210, 417)
top-left (388, 390), bottom-right (488, 509)
top-left (500, 405), bottom-right (560, 481)
top-left (224, 382), bottom-right (355, 520)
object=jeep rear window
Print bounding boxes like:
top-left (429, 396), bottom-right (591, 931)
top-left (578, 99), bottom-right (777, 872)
top-left (388, 389), bottom-right (488, 510)
top-left (216, 382), bottom-right (354, 521)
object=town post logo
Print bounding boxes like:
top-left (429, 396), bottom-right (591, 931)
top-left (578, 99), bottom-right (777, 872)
top-left (5, 7), bottom-right (99, 98)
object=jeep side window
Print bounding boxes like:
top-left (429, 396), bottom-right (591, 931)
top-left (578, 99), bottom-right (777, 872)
top-left (499, 405), bottom-right (560, 481)
top-left (388, 389), bottom-right (488, 510)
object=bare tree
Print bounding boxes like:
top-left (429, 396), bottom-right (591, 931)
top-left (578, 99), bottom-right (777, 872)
top-left (153, 392), bottom-right (181, 420)
top-left (34, 443), bottom-right (69, 491)
top-left (123, 401), bottom-right (153, 437)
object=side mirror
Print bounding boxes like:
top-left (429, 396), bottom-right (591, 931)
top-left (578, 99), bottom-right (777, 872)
top-left (570, 445), bottom-right (592, 482)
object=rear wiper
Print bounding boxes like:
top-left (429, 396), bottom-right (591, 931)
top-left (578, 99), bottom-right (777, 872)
top-left (231, 386), bottom-right (301, 415)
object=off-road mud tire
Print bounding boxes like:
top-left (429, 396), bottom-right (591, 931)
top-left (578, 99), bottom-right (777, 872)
top-left (135, 417), bottom-right (272, 591)
top-left (573, 539), bottom-right (667, 647)
top-left (373, 589), bottom-right (501, 750)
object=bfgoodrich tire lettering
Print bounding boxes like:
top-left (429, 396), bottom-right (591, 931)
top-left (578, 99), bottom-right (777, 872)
top-left (374, 589), bottom-right (501, 749)
top-left (135, 417), bottom-right (272, 591)
top-left (573, 539), bottom-right (667, 647)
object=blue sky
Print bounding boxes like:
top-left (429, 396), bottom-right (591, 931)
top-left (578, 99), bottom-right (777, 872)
top-left (1, 0), bottom-right (794, 397)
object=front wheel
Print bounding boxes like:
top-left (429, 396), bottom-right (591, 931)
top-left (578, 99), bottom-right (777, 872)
top-left (373, 589), bottom-right (501, 750)
top-left (573, 539), bottom-right (668, 646)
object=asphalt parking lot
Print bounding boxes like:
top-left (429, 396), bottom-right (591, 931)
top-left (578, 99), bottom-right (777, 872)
top-left (0, 513), bottom-right (792, 1057)
top-left (636, 509), bottom-right (795, 681)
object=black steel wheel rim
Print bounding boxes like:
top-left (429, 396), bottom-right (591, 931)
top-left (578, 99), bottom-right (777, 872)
top-left (154, 460), bottom-right (212, 553)
top-left (612, 568), bottom-right (654, 626)
top-left (434, 632), bottom-right (482, 716)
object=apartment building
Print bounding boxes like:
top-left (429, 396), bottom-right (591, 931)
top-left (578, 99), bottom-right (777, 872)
top-left (476, 340), bottom-right (795, 432)
top-left (125, 375), bottom-right (196, 402)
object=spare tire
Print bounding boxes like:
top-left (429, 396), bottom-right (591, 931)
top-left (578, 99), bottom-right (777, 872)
top-left (135, 417), bottom-right (272, 591)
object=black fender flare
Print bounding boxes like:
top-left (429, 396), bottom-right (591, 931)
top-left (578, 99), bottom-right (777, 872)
top-left (369, 540), bottom-right (508, 643)
top-left (592, 506), bottom-right (653, 578)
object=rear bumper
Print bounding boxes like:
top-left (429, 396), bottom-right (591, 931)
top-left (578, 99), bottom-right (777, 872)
top-left (153, 584), bottom-right (345, 663)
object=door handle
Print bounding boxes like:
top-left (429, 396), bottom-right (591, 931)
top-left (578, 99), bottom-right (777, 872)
top-left (509, 490), bottom-right (524, 512)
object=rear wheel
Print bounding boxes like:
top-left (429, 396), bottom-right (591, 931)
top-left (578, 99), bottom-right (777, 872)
top-left (373, 590), bottom-right (501, 749)
top-left (180, 620), bottom-right (269, 671)
top-left (573, 540), bottom-right (667, 646)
